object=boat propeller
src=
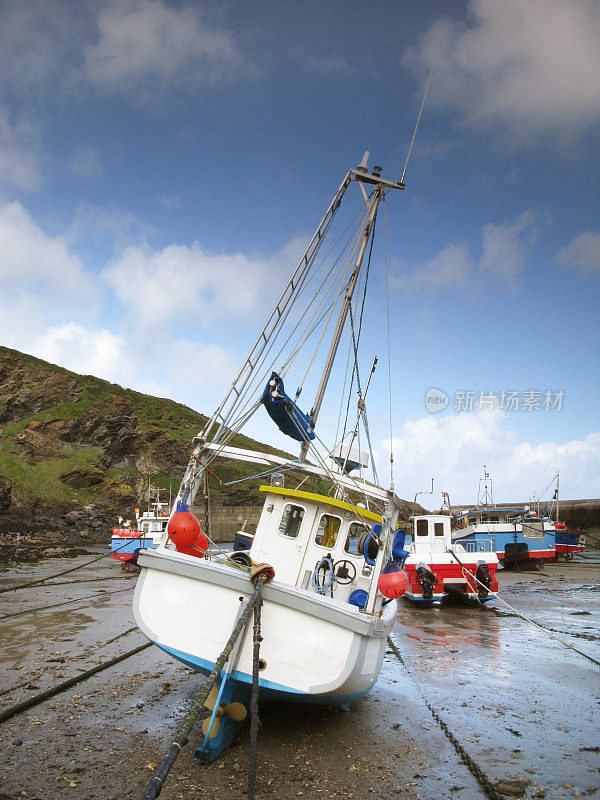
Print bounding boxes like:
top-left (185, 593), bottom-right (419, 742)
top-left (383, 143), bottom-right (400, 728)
top-left (201, 686), bottom-right (248, 739)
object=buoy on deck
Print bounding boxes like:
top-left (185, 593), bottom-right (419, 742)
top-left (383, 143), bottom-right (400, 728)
top-left (377, 560), bottom-right (409, 599)
top-left (168, 501), bottom-right (208, 557)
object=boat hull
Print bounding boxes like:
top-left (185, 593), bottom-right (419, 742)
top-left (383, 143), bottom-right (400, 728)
top-left (111, 535), bottom-right (154, 562)
top-left (403, 556), bottom-right (498, 602)
top-left (133, 548), bottom-right (396, 709)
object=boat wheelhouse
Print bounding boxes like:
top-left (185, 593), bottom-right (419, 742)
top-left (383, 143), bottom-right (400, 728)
top-left (403, 512), bottom-right (498, 602)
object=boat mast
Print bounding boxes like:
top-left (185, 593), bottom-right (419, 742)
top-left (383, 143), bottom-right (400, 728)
top-left (300, 153), bottom-right (404, 462)
top-left (175, 154), bottom-right (403, 511)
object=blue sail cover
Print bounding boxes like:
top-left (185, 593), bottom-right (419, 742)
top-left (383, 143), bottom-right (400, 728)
top-left (261, 372), bottom-right (315, 443)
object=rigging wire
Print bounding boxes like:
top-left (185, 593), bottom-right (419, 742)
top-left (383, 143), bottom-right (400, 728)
top-left (383, 194), bottom-right (395, 490)
top-left (400, 60), bottom-right (435, 185)
top-left (215, 201), bottom-right (369, 442)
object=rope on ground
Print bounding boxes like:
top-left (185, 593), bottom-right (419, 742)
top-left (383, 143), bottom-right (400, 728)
top-left (447, 550), bottom-right (600, 669)
top-left (0, 642), bottom-right (151, 724)
top-left (0, 585), bottom-right (135, 621)
top-left (247, 592), bottom-right (263, 800)
top-left (0, 626), bottom-right (140, 700)
top-left (0, 540), bottom-right (134, 595)
top-left (43, 575), bottom-right (134, 587)
top-left (387, 636), bottom-right (505, 800)
top-left (141, 566), bottom-right (273, 800)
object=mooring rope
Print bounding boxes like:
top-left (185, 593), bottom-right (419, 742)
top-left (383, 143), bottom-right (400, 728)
top-left (0, 538), bottom-right (135, 595)
top-left (0, 626), bottom-right (140, 700)
top-left (141, 569), bottom-right (272, 800)
top-left (0, 642), bottom-right (152, 724)
top-left (0, 585), bottom-right (135, 622)
top-left (247, 591), bottom-right (263, 800)
top-left (447, 550), bottom-right (600, 668)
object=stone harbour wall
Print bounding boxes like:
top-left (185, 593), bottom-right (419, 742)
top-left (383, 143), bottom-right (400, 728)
top-left (206, 505), bottom-right (262, 543)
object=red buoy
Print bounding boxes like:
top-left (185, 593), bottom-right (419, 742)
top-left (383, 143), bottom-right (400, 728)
top-left (378, 561), bottom-right (409, 599)
top-left (168, 504), bottom-right (208, 557)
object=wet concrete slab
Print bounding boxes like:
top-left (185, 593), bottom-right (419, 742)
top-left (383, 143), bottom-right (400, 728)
top-left (0, 552), bottom-right (598, 799)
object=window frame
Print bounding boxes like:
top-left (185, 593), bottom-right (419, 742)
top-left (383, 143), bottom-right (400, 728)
top-left (277, 502), bottom-right (306, 540)
top-left (344, 521), bottom-right (370, 556)
top-left (314, 512), bottom-right (343, 549)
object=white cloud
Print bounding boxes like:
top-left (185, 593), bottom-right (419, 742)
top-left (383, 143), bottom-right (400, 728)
top-left (136, 339), bottom-right (238, 410)
top-left (386, 409), bottom-right (600, 504)
top-left (69, 202), bottom-right (156, 253)
top-left (0, 202), bottom-right (93, 297)
top-left (556, 231), bottom-right (600, 273)
top-left (404, 0), bottom-right (600, 137)
top-left (393, 242), bottom-right (473, 293)
top-left (395, 211), bottom-right (542, 293)
top-left (478, 211), bottom-right (545, 284)
top-left (155, 193), bottom-right (183, 211)
top-left (34, 323), bottom-right (132, 383)
top-left (32, 322), bottom-right (239, 414)
top-left (0, 107), bottom-right (43, 191)
top-left (101, 240), bottom-right (287, 329)
top-left (83, 0), bottom-right (248, 98)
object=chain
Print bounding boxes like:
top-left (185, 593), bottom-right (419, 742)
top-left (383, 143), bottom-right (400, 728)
top-left (387, 637), bottom-right (505, 800)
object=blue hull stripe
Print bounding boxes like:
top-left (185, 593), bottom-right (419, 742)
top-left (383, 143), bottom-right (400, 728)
top-left (111, 538), bottom-right (154, 554)
top-left (157, 642), bottom-right (371, 708)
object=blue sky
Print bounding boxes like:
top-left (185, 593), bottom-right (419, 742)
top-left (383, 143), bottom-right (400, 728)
top-left (0, 0), bottom-right (599, 504)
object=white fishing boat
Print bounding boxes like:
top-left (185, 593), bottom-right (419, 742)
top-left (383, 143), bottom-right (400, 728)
top-left (111, 485), bottom-right (171, 569)
top-left (133, 153), bottom-right (410, 762)
top-left (398, 493), bottom-right (499, 602)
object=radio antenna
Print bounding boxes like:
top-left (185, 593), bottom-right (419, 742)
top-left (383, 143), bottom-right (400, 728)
top-left (399, 61), bottom-right (435, 184)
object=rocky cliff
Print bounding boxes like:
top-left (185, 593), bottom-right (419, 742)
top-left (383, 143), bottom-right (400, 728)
top-left (0, 346), bottom-right (294, 559)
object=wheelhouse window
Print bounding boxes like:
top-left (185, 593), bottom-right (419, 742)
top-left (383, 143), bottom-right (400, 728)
top-left (416, 519), bottom-right (429, 537)
top-left (344, 522), bottom-right (369, 555)
top-left (434, 522), bottom-right (444, 537)
top-left (315, 514), bottom-right (341, 548)
top-left (278, 504), bottom-right (305, 539)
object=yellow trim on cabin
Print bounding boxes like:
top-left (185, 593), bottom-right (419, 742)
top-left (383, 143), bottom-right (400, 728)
top-left (259, 485), bottom-right (382, 523)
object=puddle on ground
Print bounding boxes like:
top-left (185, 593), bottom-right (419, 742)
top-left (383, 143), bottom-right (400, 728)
top-left (384, 568), bottom-right (600, 800)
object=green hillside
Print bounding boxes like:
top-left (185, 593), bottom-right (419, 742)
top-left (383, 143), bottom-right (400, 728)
top-left (0, 345), bottom-right (300, 538)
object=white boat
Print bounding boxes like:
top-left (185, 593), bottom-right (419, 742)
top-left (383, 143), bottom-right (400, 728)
top-left (133, 153), bottom-right (409, 761)
top-left (391, 492), bottom-right (498, 603)
top-left (111, 485), bottom-right (171, 569)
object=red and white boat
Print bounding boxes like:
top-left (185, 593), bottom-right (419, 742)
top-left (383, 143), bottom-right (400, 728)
top-left (401, 493), bottom-right (498, 603)
top-left (111, 487), bottom-right (170, 567)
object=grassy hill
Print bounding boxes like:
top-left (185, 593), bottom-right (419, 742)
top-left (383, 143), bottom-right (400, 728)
top-left (0, 346), bottom-right (302, 541)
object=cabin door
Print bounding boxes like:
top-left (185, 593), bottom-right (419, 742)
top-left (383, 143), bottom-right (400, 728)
top-left (255, 500), bottom-right (311, 585)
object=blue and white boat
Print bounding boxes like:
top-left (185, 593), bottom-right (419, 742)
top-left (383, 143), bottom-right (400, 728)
top-left (133, 153), bottom-right (410, 761)
top-left (452, 470), bottom-right (584, 566)
top-left (111, 486), bottom-right (170, 568)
